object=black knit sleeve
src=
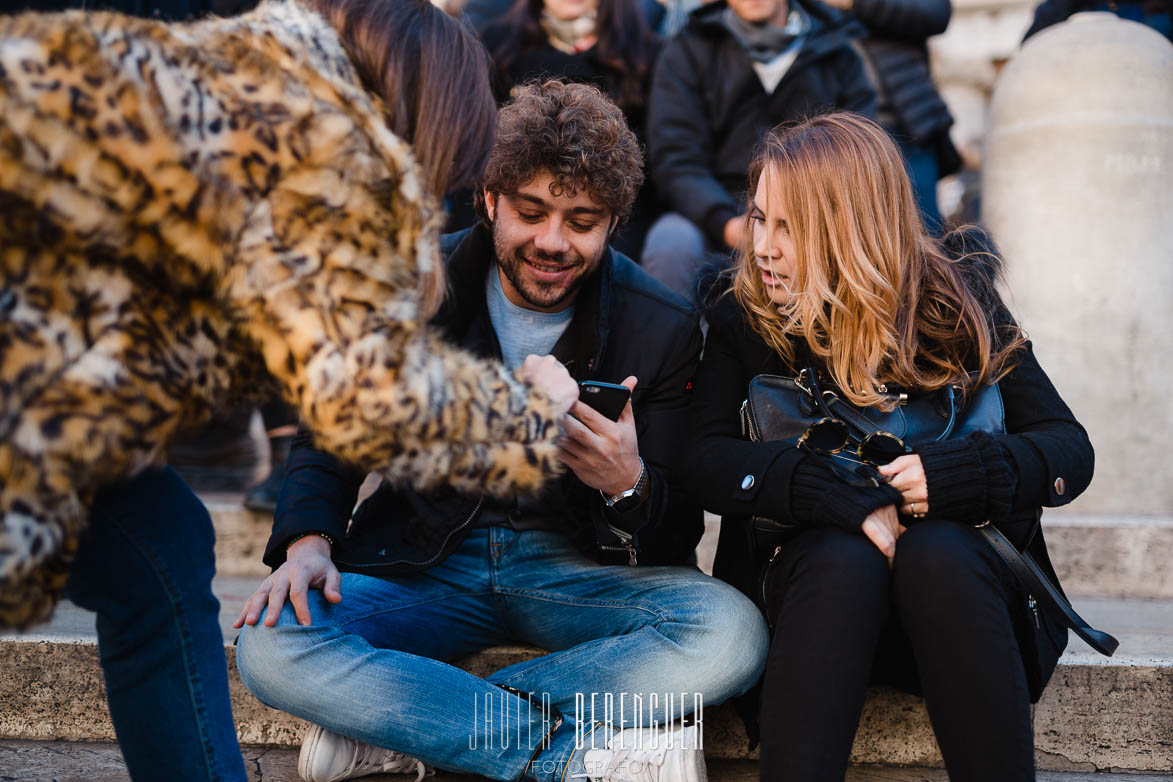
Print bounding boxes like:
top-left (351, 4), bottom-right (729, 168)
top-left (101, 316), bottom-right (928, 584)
top-left (914, 431), bottom-right (1017, 523)
top-left (790, 455), bottom-right (904, 530)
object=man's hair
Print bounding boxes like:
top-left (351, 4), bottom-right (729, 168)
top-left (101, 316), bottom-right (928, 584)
top-left (475, 79), bottom-right (643, 225)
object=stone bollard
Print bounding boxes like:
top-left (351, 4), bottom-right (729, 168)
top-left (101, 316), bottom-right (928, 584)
top-left (982, 13), bottom-right (1173, 515)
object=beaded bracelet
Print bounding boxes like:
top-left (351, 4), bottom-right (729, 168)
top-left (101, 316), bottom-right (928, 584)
top-left (285, 531), bottom-right (337, 551)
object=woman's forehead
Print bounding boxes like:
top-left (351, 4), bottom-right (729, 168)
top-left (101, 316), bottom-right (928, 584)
top-left (754, 168), bottom-right (789, 212)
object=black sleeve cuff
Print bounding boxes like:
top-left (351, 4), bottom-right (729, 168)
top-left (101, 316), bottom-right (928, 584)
top-left (915, 432), bottom-right (1016, 522)
top-left (790, 455), bottom-right (903, 531)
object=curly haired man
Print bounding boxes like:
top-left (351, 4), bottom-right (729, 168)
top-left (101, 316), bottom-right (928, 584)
top-left (234, 81), bottom-right (768, 782)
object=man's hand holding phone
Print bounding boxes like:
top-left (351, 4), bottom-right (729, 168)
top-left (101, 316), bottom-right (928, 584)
top-left (559, 376), bottom-right (642, 496)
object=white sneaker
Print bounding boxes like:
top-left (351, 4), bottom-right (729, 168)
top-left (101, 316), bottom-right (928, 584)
top-left (573, 724), bottom-right (706, 782)
top-left (297, 724), bottom-right (434, 782)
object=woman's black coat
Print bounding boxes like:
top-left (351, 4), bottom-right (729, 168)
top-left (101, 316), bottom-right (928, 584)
top-left (683, 273), bottom-right (1094, 700)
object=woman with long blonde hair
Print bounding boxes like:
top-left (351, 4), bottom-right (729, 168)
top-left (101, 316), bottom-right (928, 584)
top-left (684, 112), bottom-right (1093, 781)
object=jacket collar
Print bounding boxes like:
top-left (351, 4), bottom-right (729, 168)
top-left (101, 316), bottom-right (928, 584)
top-left (436, 223), bottom-right (612, 380)
top-left (688, 0), bottom-right (863, 59)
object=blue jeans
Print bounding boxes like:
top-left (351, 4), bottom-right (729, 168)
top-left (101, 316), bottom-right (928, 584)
top-left (640, 213), bottom-right (732, 306)
top-left (237, 527), bottom-right (767, 782)
top-left (65, 467), bottom-right (246, 782)
top-left (899, 138), bottom-right (943, 234)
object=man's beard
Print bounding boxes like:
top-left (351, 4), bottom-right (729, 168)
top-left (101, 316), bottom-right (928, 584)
top-left (492, 222), bottom-right (600, 310)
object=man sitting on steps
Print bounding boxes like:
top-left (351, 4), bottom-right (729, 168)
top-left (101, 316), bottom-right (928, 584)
top-left (234, 80), bottom-right (768, 782)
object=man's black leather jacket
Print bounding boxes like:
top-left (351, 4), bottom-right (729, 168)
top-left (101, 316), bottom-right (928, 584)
top-left (261, 223), bottom-right (705, 575)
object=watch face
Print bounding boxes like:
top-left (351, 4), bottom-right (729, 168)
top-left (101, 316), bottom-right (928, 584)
top-left (605, 459), bottom-right (647, 510)
top-left (611, 494), bottom-right (641, 513)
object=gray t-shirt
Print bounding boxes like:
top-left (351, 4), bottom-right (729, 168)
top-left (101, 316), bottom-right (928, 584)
top-left (478, 266), bottom-right (576, 531)
top-left (485, 266), bottom-right (574, 370)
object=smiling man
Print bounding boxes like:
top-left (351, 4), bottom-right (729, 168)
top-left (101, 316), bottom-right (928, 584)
top-left (487, 172), bottom-right (611, 313)
top-left (235, 80), bottom-right (768, 782)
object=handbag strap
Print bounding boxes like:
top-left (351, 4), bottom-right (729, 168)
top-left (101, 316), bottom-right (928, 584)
top-left (977, 522), bottom-right (1119, 656)
top-left (804, 369), bottom-right (887, 436)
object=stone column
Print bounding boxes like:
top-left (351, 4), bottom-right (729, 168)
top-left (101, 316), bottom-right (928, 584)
top-left (982, 13), bottom-right (1173, 514)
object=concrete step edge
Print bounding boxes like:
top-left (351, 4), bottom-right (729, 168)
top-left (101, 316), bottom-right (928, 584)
top-left (6, 742), bottom-right (1173, 782)
top-left (3, 637), bottom-right (1171, 772)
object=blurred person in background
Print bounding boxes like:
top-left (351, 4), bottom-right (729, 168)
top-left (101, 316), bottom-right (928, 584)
top-left (0, 0), bottom-right (251, 17)
top-left (643, 0), bottom-right (875, 303)
top-left (1023, 0), bottom-right (1170, 40)
top-left (820, 0), bottom-right (960, 232)
top-left (463, 0), bottom-right (665, 33)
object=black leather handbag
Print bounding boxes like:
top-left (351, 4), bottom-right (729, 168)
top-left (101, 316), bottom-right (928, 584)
top-left (741, 368), bottom-right (1119, 657)
top-left (740, 368), bottom-right (1004, 542)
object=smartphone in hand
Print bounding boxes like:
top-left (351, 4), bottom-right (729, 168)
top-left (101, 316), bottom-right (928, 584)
top-left (577, 380), bottom-right (631, 421)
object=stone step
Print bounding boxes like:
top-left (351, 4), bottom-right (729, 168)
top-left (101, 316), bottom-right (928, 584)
top-left (212, 499), bottom-right (1173, 601)
top-left (2, 579), bottom-right (1170, 773)
top-left (1040, 512), bottom-right (1173, 599)
top-left (3, 741), bottom-right (1172, 782)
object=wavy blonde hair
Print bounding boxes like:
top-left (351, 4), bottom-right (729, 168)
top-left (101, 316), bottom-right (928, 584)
top-left (732, 113), bottom-right (1024, 409)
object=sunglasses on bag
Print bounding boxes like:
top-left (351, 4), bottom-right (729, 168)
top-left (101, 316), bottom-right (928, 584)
top-left (796, 418), bottom-right (910, 486)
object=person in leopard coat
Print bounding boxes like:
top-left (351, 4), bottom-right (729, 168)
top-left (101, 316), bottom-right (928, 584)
top-left (0, 2), bottom-right (576, 777)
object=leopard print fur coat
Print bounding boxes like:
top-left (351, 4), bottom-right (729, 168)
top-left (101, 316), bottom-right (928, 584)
top-left (0, 1), bottom-right (562, 629)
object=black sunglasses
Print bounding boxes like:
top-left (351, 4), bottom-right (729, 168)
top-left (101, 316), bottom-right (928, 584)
top-left (796, 418), bottom-right (909, 487)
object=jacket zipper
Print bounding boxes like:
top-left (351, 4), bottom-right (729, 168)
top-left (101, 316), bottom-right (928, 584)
top-left (740, 399), bottom-right (760, 442)
top-left (605, 523), bottom-right (639, 566)
top-left (1028, 594), bottom-right (1040, 629)
top-left (336, 495), bottom-right (485, 570)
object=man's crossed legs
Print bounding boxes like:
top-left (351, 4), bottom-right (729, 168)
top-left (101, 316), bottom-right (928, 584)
top-left (236, 527), bottom-right (767, 781)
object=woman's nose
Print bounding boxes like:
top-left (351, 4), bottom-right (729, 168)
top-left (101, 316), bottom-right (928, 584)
top-left (754, 227), bottom-right (779, 260)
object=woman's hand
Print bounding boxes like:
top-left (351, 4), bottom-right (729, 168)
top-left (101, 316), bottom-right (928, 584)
top-left (520, 354), bottom-right (579, 419)
top-left (878, 454), bottom-right (929, 518)
top-left (861, 504), bottom-right (905, 566)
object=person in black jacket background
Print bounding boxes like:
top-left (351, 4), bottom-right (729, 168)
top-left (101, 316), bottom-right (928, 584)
top-left (684, 113), bottom-right (1093, 781)
top-left (642, 0), bottom-right (876, 302)
top-left (0, 0), bottom-right (251, 17)
top-left (1023, 0), bottom-right (1171, 41)
top-left (821, 0), bottom-right (960, 232)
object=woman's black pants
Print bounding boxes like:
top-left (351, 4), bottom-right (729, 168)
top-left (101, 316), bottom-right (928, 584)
top-left (759, 522), bottom-right (1036, 782)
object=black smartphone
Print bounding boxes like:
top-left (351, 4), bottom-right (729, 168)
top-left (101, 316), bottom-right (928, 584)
top-left (577, 380), bottom-right (631, 421)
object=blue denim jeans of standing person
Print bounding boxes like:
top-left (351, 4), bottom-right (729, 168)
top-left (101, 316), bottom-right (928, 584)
top-left (899, 138), bottom-right (943, 235)
top-left (640, 213), bottom-right (734, 306)
top-left (65, 467), bottom-right (247, 782)
top-left (236, 526), bottom-right (767, 782)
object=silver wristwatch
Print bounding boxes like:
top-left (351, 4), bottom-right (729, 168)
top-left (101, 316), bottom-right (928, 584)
top-left (603, 458), bottom-right (648, 510)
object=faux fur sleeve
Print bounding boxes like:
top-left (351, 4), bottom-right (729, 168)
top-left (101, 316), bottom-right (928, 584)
top-left (226, 152), bottom-right (564, 499)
